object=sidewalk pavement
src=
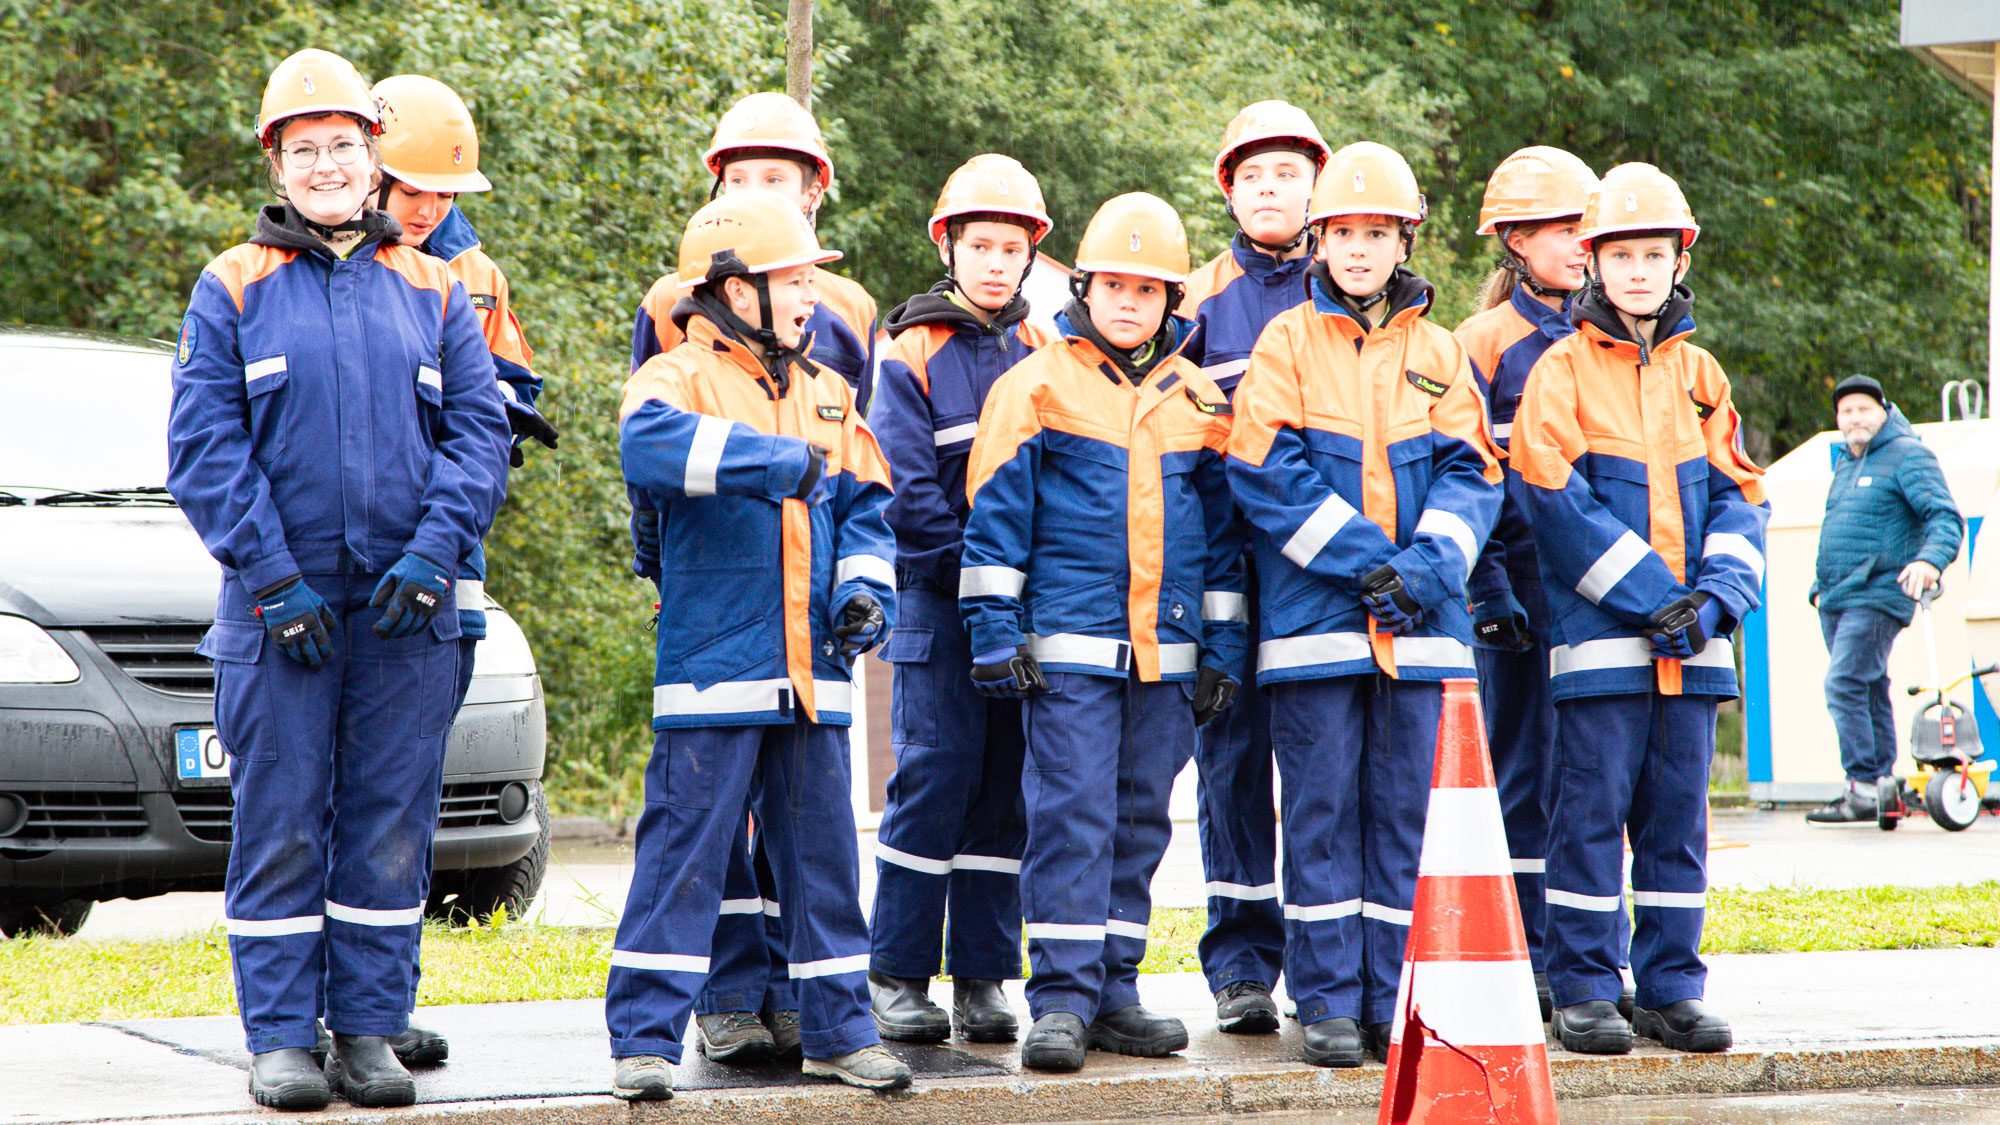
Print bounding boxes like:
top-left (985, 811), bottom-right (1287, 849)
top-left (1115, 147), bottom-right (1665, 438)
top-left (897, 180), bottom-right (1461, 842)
top-left (5, 948), bottom-right (1997, 1125)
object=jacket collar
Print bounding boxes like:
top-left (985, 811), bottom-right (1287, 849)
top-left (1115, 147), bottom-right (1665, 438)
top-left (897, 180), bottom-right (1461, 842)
top-left (1307, 264), bottom-right (1433, 334)
top-left (1054, 301), bottom-right (1194, 387)
top-left (883, 281), bottom-right (1032, 339)
top-left (1510, 282), bottom-right (1576, 342)
top-left (681, 310), bottom-right (811, 400)
top-left (419, 205), bottom-right (481, 263)
top-left (1571, 284), bottom-right (1696, 365)
top-left (1229, 231), bottom-right (1315, 280)
top-left (250, 203), bottom-right (400, 261)
top-left (1838, 403), bottom-right (1914, 461)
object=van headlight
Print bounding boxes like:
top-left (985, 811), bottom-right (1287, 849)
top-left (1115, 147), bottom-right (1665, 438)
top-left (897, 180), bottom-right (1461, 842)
top-left (472, 606), bottom-right (539, 678)
top-left (0, 616), bottom-right (81, 684)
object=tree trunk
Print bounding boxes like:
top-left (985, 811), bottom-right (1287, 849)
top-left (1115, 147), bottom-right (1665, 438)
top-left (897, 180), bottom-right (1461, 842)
top-left (786, 0), bottom-right (814, 110)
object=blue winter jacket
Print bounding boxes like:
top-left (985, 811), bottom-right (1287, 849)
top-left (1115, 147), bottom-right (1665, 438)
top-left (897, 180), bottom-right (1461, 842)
top-left (1811, 404), bottom-right (1962, 624)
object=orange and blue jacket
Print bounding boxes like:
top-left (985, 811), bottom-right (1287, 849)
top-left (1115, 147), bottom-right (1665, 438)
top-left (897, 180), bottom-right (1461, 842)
top-left (167, 205), bottom-right (510, 613)
top-left (1177, 232), bottom-right (1314, 399)
top-left (1510, 286), bottom-right (1769, 701)
top-left (1226, 267), bottom-right (1503, 684)
top-left (632, 266), bottom-right (879, 409)
top-left (1453, 284), bottom-right (1577, 616)
top-left (870, 285), bottom-right (1052, 592)
top-left (959, 309), bottom-right (1246, 682)
top-left (620, 310), bottom-right (896, 729)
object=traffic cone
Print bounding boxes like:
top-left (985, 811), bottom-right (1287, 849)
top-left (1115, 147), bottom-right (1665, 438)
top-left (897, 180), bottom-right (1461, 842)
top-left (1378, 678), bottom-right (1556, 1125)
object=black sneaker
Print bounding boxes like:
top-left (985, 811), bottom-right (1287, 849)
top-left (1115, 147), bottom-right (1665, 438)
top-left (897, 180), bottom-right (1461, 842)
top-left (1214, 980), bottom-right (1280, 1035)
top-left (1633, 998), bottom-right (1732, 1053)
top-left (1805, 792), bottom-right (1877, 826)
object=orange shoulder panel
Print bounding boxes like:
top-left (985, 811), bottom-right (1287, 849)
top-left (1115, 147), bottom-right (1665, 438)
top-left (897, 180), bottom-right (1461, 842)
top-left (813, 268), bottom-right (879, 341)
top-left (641, 274), bottom-right (686, 354)
top-left (449, 247), bottom-right (535, 372)
top-left (1451, 300), bottom-right (1533, 383)
top-left (203, 245), bottom-right (293, 312)
top-left (1227, 306), bottom-right (1311, 468)
top-left (883, 324), bottom-right (952, 396)
top-left (375, 244), bottom-right (458, 309)
top-left (1684, 344), bottom-right (1766, 504)
top-left (1016, 319), bottom-right (1056, 351)
top-left (618, 349), bottom-right (702, 421)
top-left (1413, 322), bottom-right (1502, 482)
top-left (1177, 250), bottom-right (1244, 318)
top-left (965, 348), bottom-right (1054, 506)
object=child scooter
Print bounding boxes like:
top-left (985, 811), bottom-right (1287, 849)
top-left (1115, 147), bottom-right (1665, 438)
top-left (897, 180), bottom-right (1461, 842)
top-left (1877, 586), bottom-right (2000, 831)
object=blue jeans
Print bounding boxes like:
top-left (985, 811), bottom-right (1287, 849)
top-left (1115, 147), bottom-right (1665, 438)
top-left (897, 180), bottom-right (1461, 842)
top-left (1818, 606), bottom-right (1904, 784)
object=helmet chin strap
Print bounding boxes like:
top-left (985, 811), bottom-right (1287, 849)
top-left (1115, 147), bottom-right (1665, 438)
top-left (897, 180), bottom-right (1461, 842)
top-left (1504, 252), bottom-right (1574, 300)
top-left (1225, 197), bottom-right (1309, 255)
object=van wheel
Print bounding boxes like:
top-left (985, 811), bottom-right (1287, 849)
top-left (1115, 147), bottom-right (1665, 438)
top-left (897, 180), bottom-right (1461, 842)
top-left (426, 783), bottom-right (549, 924)
top-left (0, 897), bottom-right (93, 938)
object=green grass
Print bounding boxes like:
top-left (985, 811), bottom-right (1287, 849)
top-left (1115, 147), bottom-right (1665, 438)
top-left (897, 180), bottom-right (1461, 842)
top-left (7, 885), bottom-right (1998, 1026)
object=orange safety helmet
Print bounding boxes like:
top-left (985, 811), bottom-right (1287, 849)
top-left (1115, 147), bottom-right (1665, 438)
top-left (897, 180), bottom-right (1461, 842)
top-left (701, 92), bottom-right (834, 193)
top-left (1072, 192), bottom-right (1191, 284)
top-left (372, 75), bottom-right (492, 194)
top-left (1308, 141), bottom-right (1427, 226)
top-left (1579, 162), bottom-right (1699, 249)
top-left (675, 188), bottom-right (842, 290)
top-left (1213, 100), bottom-right (1331, 194)
top-left (928, 154), bottom-right (1052, 243)
top-left (1476, 146), bottom-right (1596, 235)
top-left (255, 48), bottom-right (382, 147)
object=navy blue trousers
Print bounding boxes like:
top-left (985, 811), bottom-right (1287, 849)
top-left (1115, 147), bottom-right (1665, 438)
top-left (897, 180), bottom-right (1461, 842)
top-left (1545, 691), bottom-right (1714, 1010)
top-left (696, 813), bottom-right (794, 1016)
top-left (1268, 675), bottom-right (1439, 1027)
top-left (871, 584), bottom-right (1027, 981)
top-left (605, 719), bottom-right (875, 1063)
top-left (216, 574), bottom-right (460, 1054)
top-left (1193, 564), bottom-right (1284, 993)
top-left (1020, 672), bottom-right (1193, 1021)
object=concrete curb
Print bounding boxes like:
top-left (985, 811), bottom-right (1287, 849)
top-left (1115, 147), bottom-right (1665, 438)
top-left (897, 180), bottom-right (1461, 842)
top-left (92, 1039), bottom-right (2000, 1125)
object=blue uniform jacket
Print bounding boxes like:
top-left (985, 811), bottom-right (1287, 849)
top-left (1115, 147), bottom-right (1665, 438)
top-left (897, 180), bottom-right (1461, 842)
top-left (959, 309), bottom-right (1247, 683)
top-left (621, 310), bottom-right (898, 729)
top-left (870, 284), bottom-right (1051, 593)
top-left (1225, 268), bottom-right (1503, 684)
top-left (1455, 285), bottom-right (1578, 614)
top-left (1177, 232), bottom-right (1314, 399)
top-left (167, 205), bottom-right (510, 633)
top-left (1811, 404), bottom-right (1962, 625)
top-left (1511, 286), bottom-right (1770, 701)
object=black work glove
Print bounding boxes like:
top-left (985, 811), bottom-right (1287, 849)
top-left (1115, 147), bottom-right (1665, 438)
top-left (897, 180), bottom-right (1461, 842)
top-left (970, 645), bottom-right (1049, 698)
top-left (1192, 665), bottom-right (1240, 727)
top-left (631, 507), bottom-right (661, 580)
top-left (368, 553), bottom-right (452, 639)
top-left (831, 593), bottom-right (886, 657)
top-left (505, 400), bottom-right (560, 450)
top-left (1361, 563), bottom-right (1424, 635)
top-left (1472, 594), bottom-right (1533, 653)
top-left (253, 576), bottom-right (337, 668)
top-left (1647, 591), bottom-right (1720, 660)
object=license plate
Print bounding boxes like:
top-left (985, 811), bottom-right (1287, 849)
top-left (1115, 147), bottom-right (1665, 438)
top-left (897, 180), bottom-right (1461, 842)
top-left (175, 728), bottom-right (229, 782)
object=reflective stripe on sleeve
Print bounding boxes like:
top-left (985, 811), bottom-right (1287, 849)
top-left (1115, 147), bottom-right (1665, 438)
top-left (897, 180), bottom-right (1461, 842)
top-left (836, 554), bottom-right (897, 589)
top-left (684, 414), bottom-right (732, 497)
top-left (1702, 532), bottom-right (1766, 583)
top-left (1575, 530), bottom-right (1652, 604)
top-left (933, 422), bottom-right (979, 447)
top-left (1202, 591), bottom-right (1248, 623)
top-left (959, 566), bottom-right (1027, 599)
top-left (1415, 508), bottom-right (1481, 581)
top-left (244, 356), bottom-right (287, 384)
top-left (1281, 492), bottom-right (1360, 569)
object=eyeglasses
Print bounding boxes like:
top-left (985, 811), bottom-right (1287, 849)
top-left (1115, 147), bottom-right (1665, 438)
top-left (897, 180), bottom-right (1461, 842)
top-left (279, 140), bottom-right (368, 169)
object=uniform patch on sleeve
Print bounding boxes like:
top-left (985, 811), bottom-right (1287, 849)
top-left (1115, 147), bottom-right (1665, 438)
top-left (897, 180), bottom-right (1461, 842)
top-left (1689, 393), bottom-right (1715, 421)
top-left (817, 404), bottom-right (846, 422)
top-left (1184, 387), bottom-right (1232, 416)
top-left (470, 293), bottom-right (498, 312)
top-left (176, 315), bottom-right (197, 366)
top-left (1405, 369), bottom-right (1448, 397)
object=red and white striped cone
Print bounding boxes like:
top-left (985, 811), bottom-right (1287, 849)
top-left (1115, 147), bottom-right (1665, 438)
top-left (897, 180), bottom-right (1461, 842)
top-left (1378, 678), bottom-right (1557, 1125)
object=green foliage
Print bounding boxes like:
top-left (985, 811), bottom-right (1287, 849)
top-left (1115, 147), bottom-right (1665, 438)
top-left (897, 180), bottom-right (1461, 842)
top-left (3, 0), bottom-right (1990, 812)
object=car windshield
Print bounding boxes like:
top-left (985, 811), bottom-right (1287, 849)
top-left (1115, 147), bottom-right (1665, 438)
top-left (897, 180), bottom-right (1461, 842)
top-left (0, 343), bottom-right (174, 496)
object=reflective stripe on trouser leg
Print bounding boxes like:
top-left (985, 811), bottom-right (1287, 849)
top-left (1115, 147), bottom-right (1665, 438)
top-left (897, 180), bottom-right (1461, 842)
top-left (1097, 677), bottom-right (1197, 1016)
top-left (606, 726), bottom-right (762, 1063)
top-left (754, 717), bottom-right (878, 1061)
top-left (696, 820), bottom-right (790, 1015)
top-left (1626, 693), bottom-right (1714, 1009)
top-left (1020, 673), bottom-right (1123, 1021)
top-left (1546, 692), bottom-right (1686, 1008)
top-left (1194, 562), bottom-right (1284, 992)
top-left (1475, 634), bottom-right (1554, 970)
top-left (870, 586), bottom-right (1025, 981)
top-left (1359, 678), bottom-right (1442, 1026)
top-left (1270, 677), bottom-right (1365, 1024)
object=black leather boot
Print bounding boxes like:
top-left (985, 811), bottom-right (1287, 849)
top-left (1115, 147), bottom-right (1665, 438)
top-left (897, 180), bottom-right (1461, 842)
top-left (951, 978), bottom-right (1018, 1042)
top-left (390, 1023), bottom-right (449, 1067)
top-left (1020, 1012), bottom-right (1087, 1071)
top-left (1364, 1021), bottom-right (1393, 1063)
top-left (1301, 1017), bottom-right (1363, 1067)
top-left (867, 970), bottom-right (949, 1041)
top-left (1086, 1004), bottom-right (1188, 1057)
top-left (1633, 998), bottom-right (1732, 1053)
top-left (1552, 1000), bottom-right (1633, 1055)
top-left (325, 1033), bottom-right (416, 1107)
top-left (249, 1047), bottom-right (331, 1111)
